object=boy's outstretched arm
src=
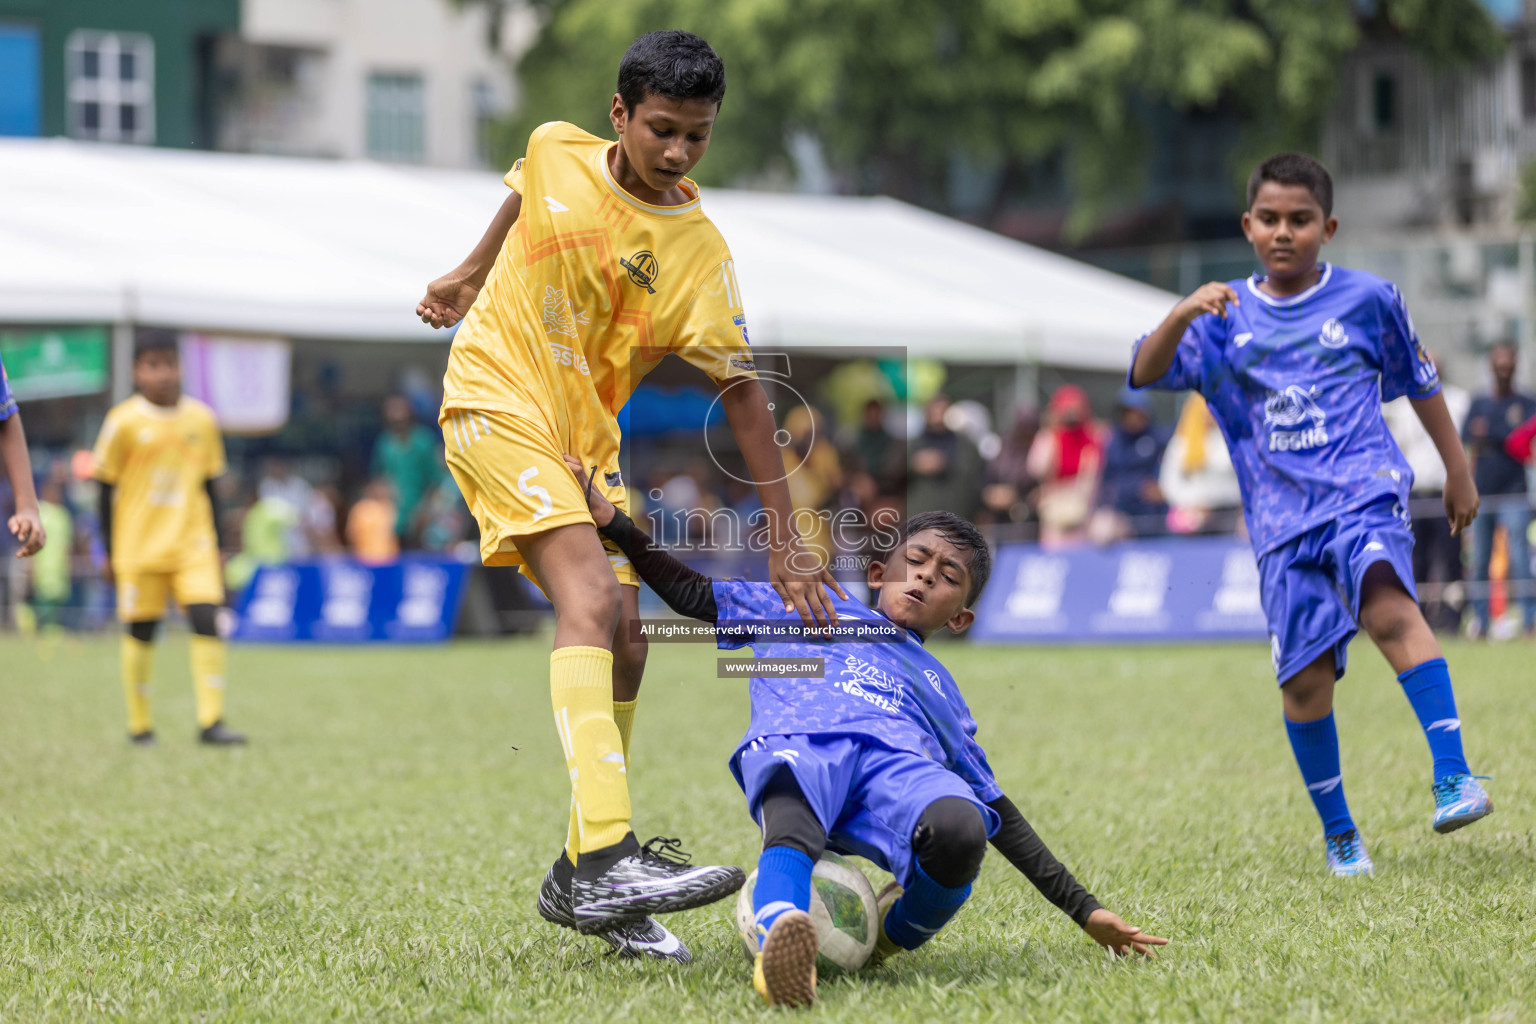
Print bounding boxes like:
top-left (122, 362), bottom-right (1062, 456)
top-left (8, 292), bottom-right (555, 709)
top-left (1130, 282), bottom-right (1238, 388)
top-left (563, 455), bottom-right (719, 623)
top-left (987, 793), bottom-right (1167, 958)
top-left (717, 378), bottom-right (848, 628)
top-left (1, 412), bottom-right (44, 557)
top-left (416, 190), bottom-right (523, 329)
top-left (1409, 390), bottom-right (1479, 535)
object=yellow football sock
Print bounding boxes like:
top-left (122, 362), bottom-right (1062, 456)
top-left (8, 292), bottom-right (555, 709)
top-left (550, 646), bottom-right (631, 855)
top-left (189, 635), bottom-right (227, 729)
top-left (565, 697), bottom-right (639, 858)
top-left (121, 635), bottom-right (154, 735)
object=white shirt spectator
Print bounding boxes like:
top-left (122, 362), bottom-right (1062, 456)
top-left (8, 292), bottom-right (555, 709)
top-left (1382, 384), bottom-right (1470, 495)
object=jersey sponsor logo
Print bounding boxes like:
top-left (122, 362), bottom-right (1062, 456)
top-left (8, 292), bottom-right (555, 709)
top-left (147, 466), bottom-right (186, 507)
top-left (541, 285), bottom-right (590, 339)
top-left (837, 653), bottom-right (905, 714)
top-left (1234, 332), bottom-right (1254, 348)
top-left (620, 250), bottom-right (659, 294)
top-left (542, 195), bottom-right (568, 212)
top-left (1264, 385), bottom-right (1329, 452)
top-left (1317, 317), bottom-right (1349, 349)
top-left (547, 341), bottom-right (591, 375)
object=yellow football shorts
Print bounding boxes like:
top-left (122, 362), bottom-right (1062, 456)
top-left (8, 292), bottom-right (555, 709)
top-left (441, 407), bottom-right (638, 591)
top-left (116, 554), bottom-right (225, 622)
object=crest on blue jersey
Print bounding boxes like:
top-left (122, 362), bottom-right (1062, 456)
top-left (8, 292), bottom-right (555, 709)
top-left (1317, 317), bottom-right (1349, 349)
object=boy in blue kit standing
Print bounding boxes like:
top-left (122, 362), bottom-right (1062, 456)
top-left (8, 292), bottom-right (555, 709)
top-left (1130, 153), bottom-right (1492, 877)
top-left (564, 456), bottom-right (1165, 1007)
top-left (1, 356), bottom-right (46, 558)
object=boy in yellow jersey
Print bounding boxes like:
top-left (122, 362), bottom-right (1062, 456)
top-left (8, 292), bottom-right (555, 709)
top-left (416, 31), bottom-right (843, 958)
top-left (92, 333), bottom-right (245, 747)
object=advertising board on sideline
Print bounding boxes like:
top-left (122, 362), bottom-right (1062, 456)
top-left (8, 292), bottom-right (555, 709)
top-left (233, 555), bottom-right (469, 643)
top-left (971, 536), bottom-right (1268, 644)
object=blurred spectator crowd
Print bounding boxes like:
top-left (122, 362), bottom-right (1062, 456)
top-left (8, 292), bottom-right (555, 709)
top-left (3, 347), bottom-right (1535, 639)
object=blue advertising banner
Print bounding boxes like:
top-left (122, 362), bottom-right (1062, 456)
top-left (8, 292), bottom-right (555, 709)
top-left (233, 556), bottom-right (469, 643)
top-left (971, 536), bottom-right (1267, 644)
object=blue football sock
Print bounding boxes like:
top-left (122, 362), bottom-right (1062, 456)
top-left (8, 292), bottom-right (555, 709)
top-left (1284, 712), bottom-right (1356, 836)
top-left (752, 846), bottom-right (813, 949)
top-left (1397, 657), bottom-right (1470, 781)
top-left (883, 860), bottom-right (971, 951)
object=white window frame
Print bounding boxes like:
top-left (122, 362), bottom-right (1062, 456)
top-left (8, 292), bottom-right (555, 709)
top-left (66, 30), bottom-right (155, 144)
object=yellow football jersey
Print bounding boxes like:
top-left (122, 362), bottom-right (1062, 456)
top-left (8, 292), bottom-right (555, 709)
top-left (441, 121), bottom-right (756, 469)
top-left (92, 395), bottom-right (226, 574)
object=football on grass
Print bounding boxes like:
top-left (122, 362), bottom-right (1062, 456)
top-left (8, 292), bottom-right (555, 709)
top-left (735, 852), bottom-right (880, 972)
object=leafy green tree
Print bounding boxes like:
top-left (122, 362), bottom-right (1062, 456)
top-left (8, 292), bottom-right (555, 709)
top-left (486, 0), bottom-right (1502, 236)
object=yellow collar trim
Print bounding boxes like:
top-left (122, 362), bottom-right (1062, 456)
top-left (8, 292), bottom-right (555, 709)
top-left (599, 144), bottom-right (702, 216)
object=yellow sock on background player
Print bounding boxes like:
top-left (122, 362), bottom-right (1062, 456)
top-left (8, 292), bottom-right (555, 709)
top-left (190, 634), bottom-right (226, 730)
top-left (121, 633), bottom-right (154, 737)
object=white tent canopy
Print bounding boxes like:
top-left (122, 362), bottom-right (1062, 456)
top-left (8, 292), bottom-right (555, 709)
top-left (0, 138), bottom-right (1177, 370)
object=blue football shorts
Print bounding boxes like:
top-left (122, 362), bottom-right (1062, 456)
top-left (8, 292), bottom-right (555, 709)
top-left (1258, 495), bottom-right (1418, 684)
top-left (731, 733), bottom-right (1000, 888)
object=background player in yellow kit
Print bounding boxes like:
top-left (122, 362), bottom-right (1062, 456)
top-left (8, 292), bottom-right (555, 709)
top-left (416, 31), bottom-right (843, 959)
top-left (92, 333), bottom-right (245, 747)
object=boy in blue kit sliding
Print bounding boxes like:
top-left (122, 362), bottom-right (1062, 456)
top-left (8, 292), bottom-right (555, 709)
top-left (1130, 153), bottom-right (1492, 877)
top-left (564, 456), bottom-right (1164, 1007)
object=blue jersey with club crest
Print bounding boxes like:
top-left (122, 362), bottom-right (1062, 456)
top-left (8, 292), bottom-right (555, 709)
top-left (1130, 264), bottom-right (1439, 556)
top-left (713, 579), bottom-right (1003, 804)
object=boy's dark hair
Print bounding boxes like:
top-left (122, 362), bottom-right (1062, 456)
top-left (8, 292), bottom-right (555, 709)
top-left (617, 30), bottom-right (726, 113)
top-left (885, 511), bottom-right (992, 606)
top-left (1247, 153), bottom-right (1334, 217)
top-left (133, 329), bottom-right (178, 361)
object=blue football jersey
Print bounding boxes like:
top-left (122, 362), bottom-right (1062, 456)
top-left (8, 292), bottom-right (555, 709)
top-left (713, 580), bottom-right (1003, 804)
top-left (1130, 264), bottom-right (1439, 555)
top-left (0, 355), bottom-right (15, 421)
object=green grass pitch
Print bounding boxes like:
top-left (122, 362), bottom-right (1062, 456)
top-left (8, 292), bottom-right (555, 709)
top-left (1, 634), bottom-right (1533, 1022)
